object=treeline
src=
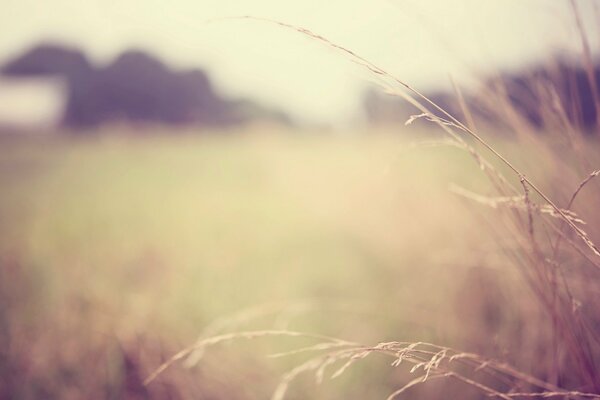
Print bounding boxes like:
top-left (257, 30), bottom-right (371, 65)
top-left (1, 44), bottom-right (290, 129)
top-left (4, 43), bottom-right (598, 133)
top-left (363, 59), bottom-right (600, 132)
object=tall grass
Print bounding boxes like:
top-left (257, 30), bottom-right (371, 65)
top-left (146, 5), bottom-right (600, 399)
top-left (2, 3), bottom-right (600, 400)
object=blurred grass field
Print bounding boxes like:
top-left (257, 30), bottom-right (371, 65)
top-left (0, 128), bottom-right (486, 323)
top-left (0, 127), bottom-right (509, 397)
top-left (1, 126), bottom-right (599, 399)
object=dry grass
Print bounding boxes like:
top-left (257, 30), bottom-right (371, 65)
top-left (2, 2), bottom-right (600, 400)
top-left (144, 6), bottom-right (600, 400)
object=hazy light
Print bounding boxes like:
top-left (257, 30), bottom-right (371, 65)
top-left (1, 0), bottom-right (597, 124)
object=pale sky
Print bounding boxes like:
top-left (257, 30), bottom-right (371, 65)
top-left (1, 0), bottom-right (598, 124)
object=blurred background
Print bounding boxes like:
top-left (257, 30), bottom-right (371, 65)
top-left (1, 1), bottom-right (600, 399)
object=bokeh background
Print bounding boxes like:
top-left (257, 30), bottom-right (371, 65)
top-left (1, 1), bottom-right (600, 399)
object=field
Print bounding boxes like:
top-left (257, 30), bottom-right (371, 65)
top-left (1, 126), bottom-right (599, 399)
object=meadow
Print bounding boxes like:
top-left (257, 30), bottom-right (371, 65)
top-left (2, 1), bottom-right (600, 396)
top-left (1, 119), bottom-right (599, 399)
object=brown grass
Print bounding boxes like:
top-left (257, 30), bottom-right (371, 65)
top-left (2, 3), bottom-right (600, 400)
top-left (145, 7), bottom-right (600, 400)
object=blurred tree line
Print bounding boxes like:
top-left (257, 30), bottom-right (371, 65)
top-left (1, 44), bottom-right (291, 129)
top-left (364, 59), bottom-right (600, 133)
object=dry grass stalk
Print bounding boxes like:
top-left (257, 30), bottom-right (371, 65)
top-left (143, 330), bottom-right (355, 386)
top-left (569, 0), bottom-right (600, 131)
top-left (175, 11), bottom-right (600, 398)
top-left (448, 184), bottom-right (587, 226)
top-left (552, 169), bottom-right (600, 259)
top-left (145, 330), bottom-right (600, 400)
top-left (225, 15), bottom-right (600, 257)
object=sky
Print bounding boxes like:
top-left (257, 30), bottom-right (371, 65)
top-left (1, 0), bottom-right (598, 125)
